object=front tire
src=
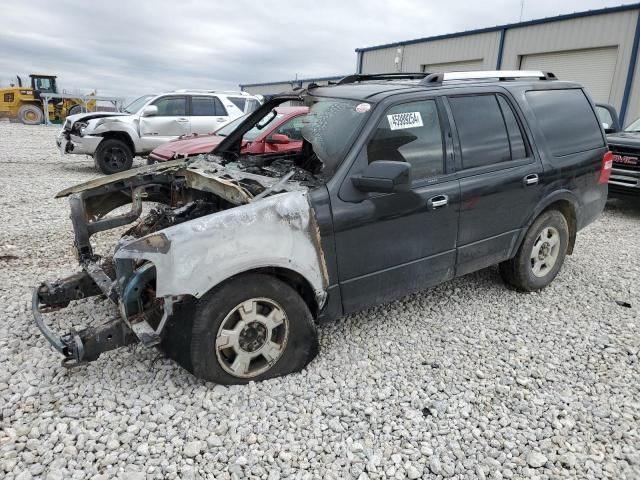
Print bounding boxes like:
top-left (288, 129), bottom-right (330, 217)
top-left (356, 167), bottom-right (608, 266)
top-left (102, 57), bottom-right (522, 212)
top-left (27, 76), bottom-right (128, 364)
top-left (94, 138), bottom-right (133, 174)
top-left (18, 104), bottom-right (44, 125)
top-left (67, 104), bottom-right (83, 116)
top-left (499, 210), bottom-right (569, 291)
top-left (190, 274), bottom-right (319, 384)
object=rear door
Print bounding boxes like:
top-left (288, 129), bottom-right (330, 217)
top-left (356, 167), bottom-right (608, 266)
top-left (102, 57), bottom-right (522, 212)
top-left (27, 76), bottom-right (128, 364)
top-left (332, 97), bottom-right (460, 314)
top-left (189, 96), bottom-right (229, 134)
top-left (139, 95), bottom-right (189, 149)
top-left (445, 92), bottom-right (544, 275)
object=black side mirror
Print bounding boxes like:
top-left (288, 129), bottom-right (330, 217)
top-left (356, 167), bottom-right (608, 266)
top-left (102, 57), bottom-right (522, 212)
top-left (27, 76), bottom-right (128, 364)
top-left (351, 161), bottom-right (411, 193)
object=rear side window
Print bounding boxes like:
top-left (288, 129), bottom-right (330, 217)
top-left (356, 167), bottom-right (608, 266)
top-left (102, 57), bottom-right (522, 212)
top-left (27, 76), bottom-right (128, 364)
top-left (367, 99), bottom-right (444, 181)
top-left (449, 95), bottom-right (516, 169)
top-left (526, 89), bottom-right (604, 156)
top-left (214, 97), bottom-right (227, 116)
top-left (191, 96), bottom-right (216, 116)
top-left (497, 96), bottom-right (527, 160)
top-left (228, 97), bottom-right (246, 111)
top-left (192, 96), bottom-right (227, 117)
top-left (245, 99), bottom-right (260, 113)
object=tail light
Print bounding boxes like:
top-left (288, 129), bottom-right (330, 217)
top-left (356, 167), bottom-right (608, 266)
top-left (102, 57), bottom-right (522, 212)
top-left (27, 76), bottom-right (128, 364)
top-left (598, 151), bottom-right (613, 184)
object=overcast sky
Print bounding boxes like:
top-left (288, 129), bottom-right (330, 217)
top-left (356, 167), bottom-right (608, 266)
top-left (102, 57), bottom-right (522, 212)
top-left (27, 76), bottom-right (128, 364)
top-left (1, 0), bottom-right (635, 101)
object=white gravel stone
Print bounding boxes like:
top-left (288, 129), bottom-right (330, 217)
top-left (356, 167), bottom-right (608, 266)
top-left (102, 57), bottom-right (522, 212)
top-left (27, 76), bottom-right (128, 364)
top-left (1, 123), bottom-right (639, 479)
top-left (527, 451), bottom-right (548, 468)
top-left (183, 441), bottom-right (201, 458)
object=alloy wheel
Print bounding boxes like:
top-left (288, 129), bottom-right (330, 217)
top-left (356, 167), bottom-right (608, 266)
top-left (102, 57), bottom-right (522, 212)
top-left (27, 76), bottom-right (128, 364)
top-left (530, 226), bottom-right (560, 277)
top-left (215, 298), bottom-right (289, 378)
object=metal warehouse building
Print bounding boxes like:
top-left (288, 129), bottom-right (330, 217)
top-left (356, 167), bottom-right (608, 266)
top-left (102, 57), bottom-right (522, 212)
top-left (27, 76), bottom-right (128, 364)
top-left (239, 75), bottom-right (345, 96)
top-left (241, 3), bottom-right (640, 125)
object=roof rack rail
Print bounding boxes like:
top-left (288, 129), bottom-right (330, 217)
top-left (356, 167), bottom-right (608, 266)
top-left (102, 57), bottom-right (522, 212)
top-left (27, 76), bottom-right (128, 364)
top-left (172, 89), bottom-right (251, 95)
top-left (337, 72), bottom-right (430, 85)
top-left (420, 70), bottom-right (557, 85)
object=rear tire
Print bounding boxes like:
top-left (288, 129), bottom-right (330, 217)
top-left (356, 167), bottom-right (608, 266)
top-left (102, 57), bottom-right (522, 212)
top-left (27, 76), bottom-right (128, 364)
top-left (94, 138), bottom-right (133, 174)
top-left (499, 210), bottom-right (569, 291)
top-left (18, 104), bottom-right (43, 125)
top-left (190, 274), bottom-right (319, 384)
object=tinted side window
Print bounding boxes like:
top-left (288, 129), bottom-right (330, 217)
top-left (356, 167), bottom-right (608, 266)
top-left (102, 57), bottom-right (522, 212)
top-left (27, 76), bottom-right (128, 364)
top-left (276, 116), bottom-right (305, 140)
top-left (153, 96), bottom-right (186, 116)
top-left (367, 100), bottom-right (444, 181)
top-left (214, 97), bottom-right (227, 116)
top-left (191, 96), bottom-right (216, 116)
top-left (245, 99), bottom-right (260, 113)
top-left (449, 95), bottom-right (511, 169)
top-left (497, 96), bottom-right (527, 160)
top-left (525, 89), bottom-right (604, 157)
top-left (228, 97), bottom-right (246, 111)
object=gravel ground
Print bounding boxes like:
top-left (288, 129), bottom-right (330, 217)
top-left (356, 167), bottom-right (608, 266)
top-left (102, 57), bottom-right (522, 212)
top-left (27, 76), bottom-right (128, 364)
top-left (0, 121), bottom-right (639, 480)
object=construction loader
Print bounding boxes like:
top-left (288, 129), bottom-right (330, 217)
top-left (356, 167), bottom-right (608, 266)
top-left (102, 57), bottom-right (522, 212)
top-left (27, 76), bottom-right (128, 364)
top-left (0, 74), bottom-right (95, 125)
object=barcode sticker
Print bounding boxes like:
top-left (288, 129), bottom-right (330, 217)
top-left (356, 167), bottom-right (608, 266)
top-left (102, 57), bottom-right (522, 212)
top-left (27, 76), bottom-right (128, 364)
top-left (387, 112), bottom-right (423, 130)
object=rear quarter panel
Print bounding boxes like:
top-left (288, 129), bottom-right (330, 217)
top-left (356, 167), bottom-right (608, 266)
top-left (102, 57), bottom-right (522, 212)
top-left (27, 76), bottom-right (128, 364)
top-left (509, 84), bottom-right (608, 232)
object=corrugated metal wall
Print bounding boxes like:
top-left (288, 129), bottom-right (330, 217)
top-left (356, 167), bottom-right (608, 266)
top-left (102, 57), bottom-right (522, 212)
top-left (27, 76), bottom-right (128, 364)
top-left (359, 7), bottom-right (640, 123)
top-left (241, 82), bottom-right (297, 96)
top-left (362, 32), bottom-right (500, 73)
top-left (240, 7), bottom-right (640, 124)
top-left (500, 9), bottom-right (638, 114)
top-left (361, 31), bottom-right (501, 73)
top-left (520, 47), bottom-right (619, 102)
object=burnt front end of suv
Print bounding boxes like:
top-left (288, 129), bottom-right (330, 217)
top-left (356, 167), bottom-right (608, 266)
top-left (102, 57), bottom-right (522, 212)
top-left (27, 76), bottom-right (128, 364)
top-left (32, 160), bottom-right (205, 366)
top-left (31, 151), bottom-right (321, 369)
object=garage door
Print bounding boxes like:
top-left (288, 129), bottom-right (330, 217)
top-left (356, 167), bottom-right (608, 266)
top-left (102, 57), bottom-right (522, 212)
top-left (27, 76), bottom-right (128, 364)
top-left (422, 59), bottom-right (484, 73)
top-left (520, 47), bottom-right (617, 103)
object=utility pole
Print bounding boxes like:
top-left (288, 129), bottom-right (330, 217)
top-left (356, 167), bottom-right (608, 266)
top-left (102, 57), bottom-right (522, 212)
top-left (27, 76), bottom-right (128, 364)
top-left (519, 0), bottom-right (525, 21)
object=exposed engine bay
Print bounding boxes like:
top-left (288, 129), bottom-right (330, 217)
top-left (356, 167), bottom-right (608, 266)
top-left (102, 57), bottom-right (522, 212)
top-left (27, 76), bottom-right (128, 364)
top-left (33, 142), bottom-right (329, 367)
top-left (33, 92), bottom-right (353, 371)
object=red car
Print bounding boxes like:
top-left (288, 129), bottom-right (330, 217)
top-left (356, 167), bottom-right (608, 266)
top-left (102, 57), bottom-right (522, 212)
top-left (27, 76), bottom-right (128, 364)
top-left (148, 106), bottom-right (308, 163)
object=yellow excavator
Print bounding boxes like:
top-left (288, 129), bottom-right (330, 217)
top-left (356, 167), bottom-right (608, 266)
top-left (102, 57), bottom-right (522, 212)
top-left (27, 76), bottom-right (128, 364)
top-left (0, 74), bottom-right (96, 125)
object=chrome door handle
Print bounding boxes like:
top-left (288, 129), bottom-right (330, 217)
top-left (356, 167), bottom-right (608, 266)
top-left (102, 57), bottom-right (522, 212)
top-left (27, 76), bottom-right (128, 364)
top-left (177, 118), bottom-right (189, 122)
top-left (523, 174), bottom-right (539, 186)
top-left (428, 194), bottom-right (448, 209)
top-left (216, 118), bottom-right (226, 122)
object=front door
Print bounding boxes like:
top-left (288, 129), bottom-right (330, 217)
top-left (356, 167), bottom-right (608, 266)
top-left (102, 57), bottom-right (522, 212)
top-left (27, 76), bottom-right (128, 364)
top-left (331, 98), bottom-right (460, 314)
top-left (445, 93), bottom-right (544, 275)
top-left (139, 95), bottom-right (190, 150)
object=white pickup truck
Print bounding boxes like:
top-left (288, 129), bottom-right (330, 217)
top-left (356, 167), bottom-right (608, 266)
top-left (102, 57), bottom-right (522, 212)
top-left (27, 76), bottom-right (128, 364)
top-left (57, 90), bottom-right (261, 173)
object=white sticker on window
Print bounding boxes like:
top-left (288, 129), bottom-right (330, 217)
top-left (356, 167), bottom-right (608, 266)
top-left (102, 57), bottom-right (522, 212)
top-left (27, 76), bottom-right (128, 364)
top-left (387, 112), bottom-right (423, 130)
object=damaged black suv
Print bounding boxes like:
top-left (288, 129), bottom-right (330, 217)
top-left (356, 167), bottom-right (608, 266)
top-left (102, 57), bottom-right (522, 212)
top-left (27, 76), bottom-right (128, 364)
top-left (34, 71), bottom-right (610, 384)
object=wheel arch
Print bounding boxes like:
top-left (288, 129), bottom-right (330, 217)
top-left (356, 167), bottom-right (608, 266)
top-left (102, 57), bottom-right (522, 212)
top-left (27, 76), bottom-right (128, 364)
top-left (512, 191), bottom-right (579, 257)
top-left (96, 131), bottom-right (136, 156)
top-left (212, 266), bottom-right (320, 319)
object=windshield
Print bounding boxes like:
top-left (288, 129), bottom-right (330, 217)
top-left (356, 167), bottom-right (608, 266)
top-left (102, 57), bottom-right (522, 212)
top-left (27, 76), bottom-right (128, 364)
top-left (301, 98), bottom-right (372, 174)
top-left (216, 111), bottom-right (284, 141)
top-left (124, 95), bottom-right (155, 114)
top-left (625, 117), bottom-right (640, 132)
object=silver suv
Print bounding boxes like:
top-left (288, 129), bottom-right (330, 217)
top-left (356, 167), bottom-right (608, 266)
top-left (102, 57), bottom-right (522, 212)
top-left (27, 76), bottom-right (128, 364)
top-left (56, 90), bottom-right (261, 174)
